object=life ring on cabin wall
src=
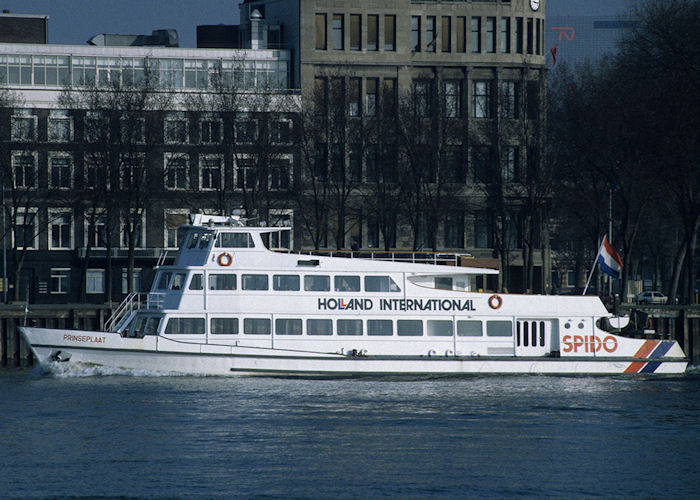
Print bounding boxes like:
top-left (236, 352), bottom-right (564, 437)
top-left (217, 252), bottom-right (233, 267)
top-left (488, 294), bottom-right (503, 310)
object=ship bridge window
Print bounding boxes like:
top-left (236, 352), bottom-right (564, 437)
top-left (129, 315), bottom-right (162, 337)
top-left (368, 319), bottom-right (393, 336)
top-left (171, 272), bottom-right (186, 290)
top-left (338, 319), bottom-right (363, 335)
top-left (307, 318), bottom-right (332, 335)
top-left (211, 317), bottom-right (239, 334)
top-left (165, 317), bottom-right (205, 335)
top-left (199, 232), bottom-right (213, 249)
top-left (365, 276), bottom-right (401, 292)
top-left (397, 319), bottom-right (423, 336)
top-left (209, 273), bottom-right (237, 290)
top-left (157, 272), bottom-right (172, 290)
top-left (276, 318), bottom-right (302, 335)
top-left (457, 320), bottom-right (482, 336)
top-left (242, 274), bottom-right (268, 290)
top-left (188, 232), bottom-right (201, 249)
top-left (435, 277), bottom-right (452, 290)
top-left (487, 320), bottom-right (512, 337)
top-left (273, 275), bottom-right (300, 291)
top-left (305, 275), bottom-right (330, 291)
top-left (244, 318), bottom-right (271, 335)
top-left (427, 320), bottom-right (453, 336)
top-left (189, 273), bottom-right (203, 290)
top-left (216, 232), bottom-right (255, 248)
top-left (334, 275), bottom-right (360, 292)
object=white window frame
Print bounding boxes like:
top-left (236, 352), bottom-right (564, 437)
top-left (48, 209), bottom-right (73, 250)
top-left (120, 116), bottom-right (146, 144)
top-left (50, 268), bottom-right (71, 294)
top-left (234, 119), bottom-right (259, 144)
top-left (48, 152), bottom-right (74, 190)
top-left (86, 269), bottom-right (106, 294)
top-left (164, 153), bottom-right (189, 190)
top-left (83, 209), bottom-right (108, 249)
top-left (268, 209), bottom-right (294, 250)
top-left (269, 154), bottom-right (293, 191)
top-left (11, 150), bottom-right (38, 189)
top-left (84, 153), bottom-right (109, 189)
top-left (12, 207), bottom-right (39, 250)
top-left (164, 112), bottom-right (189, 144)
top-left (47, 110), bottom-right (74, 142)
top-left (200, 154), bottom-right (223, 191)
top-left (164, 209), bottom-right (190, 249)
top-left (11, 111), bottom-right (37, 142)
top-left (270, 119), bottom-right (292, 145)
top-left (119, 153), bottom-right (146, 189)
top-left (84, 111), bottom-right (109, 143)
top-left (121, 267), bottom-right (143, 294)
top-left (199, 114), bottom-right (223, 144)
top-left (120, 211), bottom-right (146, 249)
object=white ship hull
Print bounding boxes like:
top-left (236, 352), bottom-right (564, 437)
top-left (20, 327), bottom-right (688, 376)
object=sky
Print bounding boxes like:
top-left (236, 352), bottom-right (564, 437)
top-left (1, 0), bottom-right (631, 48)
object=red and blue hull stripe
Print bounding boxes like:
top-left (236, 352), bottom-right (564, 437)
top-left (624, 340), bottom-right (676, 373)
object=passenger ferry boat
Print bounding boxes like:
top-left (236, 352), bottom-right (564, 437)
top-left (20, 214), bottom-right (688, 376)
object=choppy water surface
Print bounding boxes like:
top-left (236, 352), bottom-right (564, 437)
top-left (1, 366), bottom-right (699, 499)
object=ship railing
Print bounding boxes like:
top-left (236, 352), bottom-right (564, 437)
top-left (105, 292), bottom-right (144, 332)
top-left (277, 249), bottom-right (472, 266)
top-left (155, 249), bottom-right (169, 268)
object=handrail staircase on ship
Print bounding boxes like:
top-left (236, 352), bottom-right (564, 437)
top-left (104, 293), bottom-right (144, 332)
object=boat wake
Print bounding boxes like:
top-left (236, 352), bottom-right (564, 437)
top-left (40, 361), bottom-right (193, 379)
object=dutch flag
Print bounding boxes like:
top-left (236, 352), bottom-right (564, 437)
top-left (597, 235), bottom-right (623, 279)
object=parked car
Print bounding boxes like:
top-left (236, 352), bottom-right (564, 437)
top-left (636, 291), bottom-right (667, 305)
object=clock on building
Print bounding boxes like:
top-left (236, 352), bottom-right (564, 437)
top-left (530, 0), bottom-right (540, 11)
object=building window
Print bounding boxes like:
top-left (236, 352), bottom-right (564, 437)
top-left (270, 120), bottom-right (292, 144)
top-left (457, 17), bottom-right (466, 53)
top-left (164, 112), bottom-right (188, 144)
top-left (411, 16), bottom-right (421, 52)
top-left (414, 80), bottom-right (431, 117)
top-left (527, 18), bottom-right (534, 54)
top-left (527, 81), bottom-right (540, 119)
top-left (382, 78), bottom-right (396, 115)
top-left (501, 18), bottom-right (511, 53)
top-left (119, 154), bottom-right (145, 189)
top-left (536, 19), bottom-right (542, 55)
top-left (235, 119), bottom-right (258, 143)
top-left (200, 156), bottom-right (222, 190)
top-left (444, 80), bottom-right (462, 118)
top-left (486, 17), bottom-right (496, 53)
top-left (501, 146), bottom-right (519, 183)
top-left (120, 213), bottom-right (145, 248)
top-left (332, 14), bottom-right (344, 50)
top-left (86, 269), bottom-right (105, 294)
top-left (85, 211), bottom-right (108, 248)
top-left (199, 115), bottom-right (222, 143)
top-left (367, 15), bottom-right (378, 51)
top-left (50, 269), bottom-right (71, 294)
top-left (84, 111), bottom-right (109, 143)
top-left (11, 152), bottom-right (36, 189)
top-left (350, 14), bottom-right (361, 50)
top-left (384, 15), bottom-right (396, 51)
top-left (270, 161), bottom-right (292, 191)
top-left (49, 154), bottom-right (72, 189)
top-left (426, 16), bottom-right (436, 52)
top-left (348, 78), bottom-right (361, 117)
top-left (236, 159), bottom-right (256, 190)
top-left (475, 213), bottom-right (491, 248)
top-left (500, 81), bottom-right (519, 119)
top-left (516, 17), bottom-right (524, 54)
top-left (120, 116), bottom-right (145, 144)
top-left (442, 148), bottom-right (465, 183)
top-left (472, 146), bottom-right (492, 183)
top-left (49, 211), bottom-right (72, 249)
top-left (442, 17), bottom-right (451, 52)
top-left (84, 154), bottom-right (107, 190)
top-left (472, 81), bottom-right (491, 118)
top-left (165, 154), bottom-right (188, 190)
top-left (48, 111), bottom-right (73, 142)
top-left (121, 268), bottom-right (142, 294)
top-left (471, 17), bottom-right (481, 53)
top-left (365, 78), bottom-right (378, 116)
top-left (165, 210), bottom-right (189, 248)
top-left (349, 144), bottom-right (362, 182)
top-left (14, 210), bottom-right (37, 249)
top-left (445, 212), bottom-right (464, 248)
top-left (11, 111), bottom-right (36, 141)
top-left (315, 13), bottom-right (327, 50)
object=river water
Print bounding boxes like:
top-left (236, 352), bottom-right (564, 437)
top-left (1, 365), bottom-right (699, 499)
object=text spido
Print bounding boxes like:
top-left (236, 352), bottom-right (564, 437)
top-left (561, 334), bottom-right (618, 353)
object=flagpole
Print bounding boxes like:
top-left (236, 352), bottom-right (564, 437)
top-left (583, 235), bottom-right (604, 295)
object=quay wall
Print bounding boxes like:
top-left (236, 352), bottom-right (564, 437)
top-left (1, 304), bottom-right (699, 367)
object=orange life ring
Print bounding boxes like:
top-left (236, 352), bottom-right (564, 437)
top-left (217, 252), bottom-right (233, 266)
top-left (488, 294), bottom-right (503, 310)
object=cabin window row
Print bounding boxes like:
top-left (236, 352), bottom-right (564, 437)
top-left (164, 317), bottom-right (512, 337)
top-left (157, 272), bottom-right (401, 293)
